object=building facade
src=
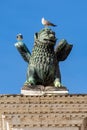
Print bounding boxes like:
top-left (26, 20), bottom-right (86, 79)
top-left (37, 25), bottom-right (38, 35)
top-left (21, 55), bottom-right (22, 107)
top-left (0, 94), bottom-right (87, 130)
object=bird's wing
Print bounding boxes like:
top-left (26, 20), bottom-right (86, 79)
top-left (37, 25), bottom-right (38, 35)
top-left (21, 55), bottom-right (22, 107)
top-left (47, 20), bottom-right (57, 26)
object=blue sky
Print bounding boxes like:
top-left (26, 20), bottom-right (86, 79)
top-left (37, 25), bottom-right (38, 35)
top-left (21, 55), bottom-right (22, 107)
top-left (0, 0), bottom-right (87, 94)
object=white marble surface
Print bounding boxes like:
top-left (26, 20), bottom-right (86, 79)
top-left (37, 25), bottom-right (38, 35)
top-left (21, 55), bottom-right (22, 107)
top-left (12, 127), bottom-right (79, 130)
top-left (21, 90), bottom-right (69, 95)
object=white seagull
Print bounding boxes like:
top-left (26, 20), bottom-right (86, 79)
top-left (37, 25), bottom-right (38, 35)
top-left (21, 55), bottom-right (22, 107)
top-left (41, 17), bottom-right (57, 27)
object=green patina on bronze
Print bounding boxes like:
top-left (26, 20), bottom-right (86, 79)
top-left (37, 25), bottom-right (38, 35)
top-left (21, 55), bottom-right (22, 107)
top-left (15, 28), bottom-right (73, 87)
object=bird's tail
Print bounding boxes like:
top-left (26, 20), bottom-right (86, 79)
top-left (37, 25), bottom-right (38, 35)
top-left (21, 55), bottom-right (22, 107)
top-left (51, 23), bottom-right (57, 27)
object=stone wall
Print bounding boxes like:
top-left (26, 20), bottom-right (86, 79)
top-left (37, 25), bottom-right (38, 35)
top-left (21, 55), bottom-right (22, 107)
top-left (0, 94), bottom-right (87, 130)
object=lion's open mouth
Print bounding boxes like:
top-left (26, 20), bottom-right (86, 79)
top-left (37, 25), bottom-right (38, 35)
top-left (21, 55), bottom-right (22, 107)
top-left (44, 38), bottom-right (56, 42)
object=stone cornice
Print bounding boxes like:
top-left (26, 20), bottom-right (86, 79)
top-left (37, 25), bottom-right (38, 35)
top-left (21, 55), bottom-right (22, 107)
top-left (0, 94), bottom-right (87, 129)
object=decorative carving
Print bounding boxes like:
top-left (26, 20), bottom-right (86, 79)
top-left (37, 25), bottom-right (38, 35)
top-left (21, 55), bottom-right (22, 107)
top-left (0, 95), bottom-right (87, 129)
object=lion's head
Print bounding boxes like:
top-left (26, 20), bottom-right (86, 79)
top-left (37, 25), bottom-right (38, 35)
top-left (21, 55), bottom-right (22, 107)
top-left (34, 28), bottom-right (57, 45)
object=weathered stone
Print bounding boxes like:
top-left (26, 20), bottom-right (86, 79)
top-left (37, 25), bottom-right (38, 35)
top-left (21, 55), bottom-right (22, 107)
top-left (0, 94), bottom-right (87, 130)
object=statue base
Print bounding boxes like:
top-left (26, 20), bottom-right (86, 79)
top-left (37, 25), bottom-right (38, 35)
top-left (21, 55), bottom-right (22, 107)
top-left (21, 85), bottom-right (69, 95)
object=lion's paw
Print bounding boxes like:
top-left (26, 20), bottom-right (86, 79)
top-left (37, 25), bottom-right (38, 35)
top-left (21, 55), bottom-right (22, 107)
top-left (54, 78), bottom-right (62, 87)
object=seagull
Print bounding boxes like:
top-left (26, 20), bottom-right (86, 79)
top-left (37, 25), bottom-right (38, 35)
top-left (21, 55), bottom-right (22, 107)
top-left (41, 17), bottom-right (57, 27)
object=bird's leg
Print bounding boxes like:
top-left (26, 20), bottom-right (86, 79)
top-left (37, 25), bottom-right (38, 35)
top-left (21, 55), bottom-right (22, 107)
top-left (44, 26), bottom-right (49, 29)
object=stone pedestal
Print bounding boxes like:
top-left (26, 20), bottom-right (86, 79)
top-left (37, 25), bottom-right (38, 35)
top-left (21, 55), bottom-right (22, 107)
top-left (11, 127), bottom-right (80, 130)
top-left (21, 85), bottom-right (69, 95)
top-left (0, 94), bottom-right (87, 130)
